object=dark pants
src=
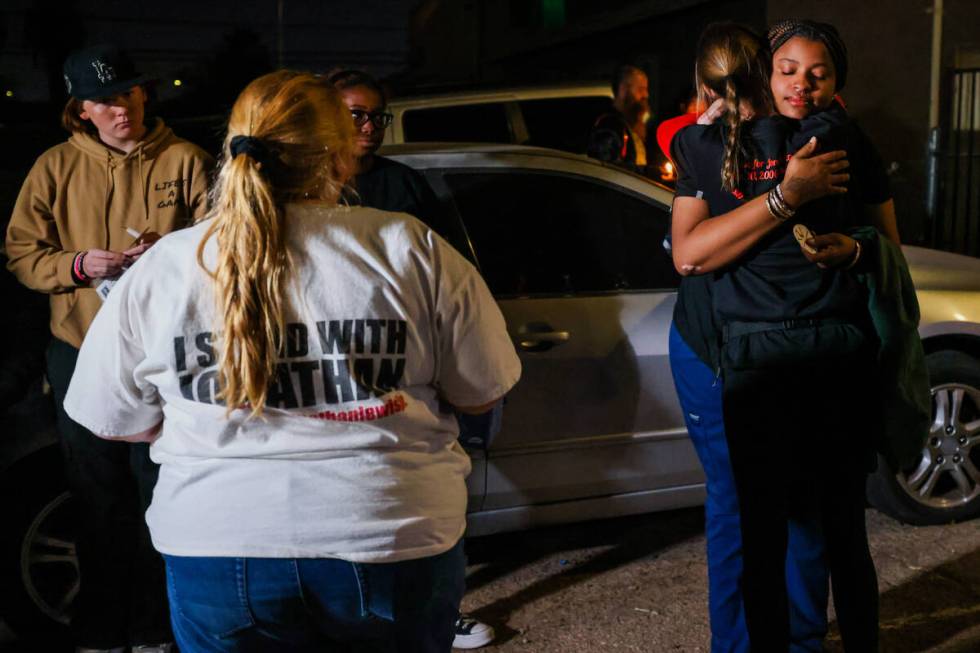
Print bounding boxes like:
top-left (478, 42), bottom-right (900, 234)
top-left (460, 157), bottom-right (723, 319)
top-left (163, 540), bottom-right (466, 653)
top-left (669, 323), bottom-right (829, 653)
top-left (47, 338), bottom-right (172, 649)
top-left (722, 335), bottom-right (879, 653)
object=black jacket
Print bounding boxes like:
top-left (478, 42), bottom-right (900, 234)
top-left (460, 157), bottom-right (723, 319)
top-left (587, 112), bottom-right (647, 175)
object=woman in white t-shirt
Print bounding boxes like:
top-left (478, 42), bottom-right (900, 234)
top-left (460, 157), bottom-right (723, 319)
top-left (64, 70), bottom-right (521, 653)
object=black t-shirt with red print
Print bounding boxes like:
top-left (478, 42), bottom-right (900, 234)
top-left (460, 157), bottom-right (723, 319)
top-left (670, 103), bottom-right (891, 367)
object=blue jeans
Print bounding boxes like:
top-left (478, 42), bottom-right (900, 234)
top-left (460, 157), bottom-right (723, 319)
top-left (669, 323), bottom-right (828, 653)
top-left (163, 540), bottom-right (465, 653)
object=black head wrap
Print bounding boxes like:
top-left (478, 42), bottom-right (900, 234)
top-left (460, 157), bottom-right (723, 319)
top-left (768, 19), bottom-right (848, 90)
top-left (229, 135), bottom-right (276, 166)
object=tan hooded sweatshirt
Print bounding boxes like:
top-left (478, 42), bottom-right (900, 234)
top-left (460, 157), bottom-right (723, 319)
top-left (6, 118), bottom-right (213, 348)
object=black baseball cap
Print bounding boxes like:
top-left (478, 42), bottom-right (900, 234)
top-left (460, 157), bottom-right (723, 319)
top-left (62, 44), bottom-right (150, 100)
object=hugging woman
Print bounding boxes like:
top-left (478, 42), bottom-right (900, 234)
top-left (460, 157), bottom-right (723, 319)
top-left (669, 20), bottom-right (913, 653)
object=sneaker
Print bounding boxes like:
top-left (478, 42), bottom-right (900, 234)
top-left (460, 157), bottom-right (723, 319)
top-left (453, 613), bottom-right (494, 649)
top-left (132, 644), bottom-right (175, 653)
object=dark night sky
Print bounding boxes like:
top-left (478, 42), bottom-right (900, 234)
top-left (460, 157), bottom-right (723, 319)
top-left (1, 0), bottom-right (422, 103)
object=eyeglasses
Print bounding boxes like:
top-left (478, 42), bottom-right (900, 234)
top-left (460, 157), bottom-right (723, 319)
top-left (350, 109), bottom-right (393, 129)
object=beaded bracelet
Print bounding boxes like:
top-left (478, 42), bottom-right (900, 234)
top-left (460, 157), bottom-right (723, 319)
top-left (766, 186), bottom-right (794, 222)
top-left (773, 183), bottom-right (795, 218)
top-left (773, 183), bottom-right (789, 208)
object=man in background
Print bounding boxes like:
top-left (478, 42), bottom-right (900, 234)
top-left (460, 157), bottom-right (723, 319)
top-left (587, 65), bottom-right (651, 175)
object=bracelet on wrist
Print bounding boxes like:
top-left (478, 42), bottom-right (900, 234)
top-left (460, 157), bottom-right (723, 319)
top-left (766, 186), bottom-right (795, 222)
top-left (71, 252), bottom-right (90, 284)
top-left (773, 183), bottom-right (796, 211)
top-left (843, 239), bottom-right (862, 270)
top-left (765, 192), bottom-right (782, 221)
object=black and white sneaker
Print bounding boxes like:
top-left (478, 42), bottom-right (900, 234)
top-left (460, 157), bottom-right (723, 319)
top-left (453, 613), bottom-right (495, 649)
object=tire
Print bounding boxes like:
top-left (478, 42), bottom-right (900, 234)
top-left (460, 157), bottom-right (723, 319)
top-left (0, 446), bottom-right (77, 643)
top-left (868, 349), bottom-right (980, 525)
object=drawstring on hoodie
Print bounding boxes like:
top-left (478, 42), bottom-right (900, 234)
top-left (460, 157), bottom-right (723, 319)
top-left (138, 144), bottom-right (148, 223)
top-left (104, 151), bottom-right (114, 248)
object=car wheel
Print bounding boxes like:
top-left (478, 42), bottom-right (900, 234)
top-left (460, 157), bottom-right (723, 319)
top-left (868, 349), bottom-right (980, 525)
top-left (0, 447), bottom-right (77, 640)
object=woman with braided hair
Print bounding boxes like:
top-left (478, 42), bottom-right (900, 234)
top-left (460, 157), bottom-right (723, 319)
top-left (767, 18), bottom-right (899, 246)
top-left (669, 21), bottom-right (887, 652)
top-left (61, 70), bottom-right (520, 652)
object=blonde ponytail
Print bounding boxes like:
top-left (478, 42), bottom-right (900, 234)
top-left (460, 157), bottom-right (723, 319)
top-left (197, 71), bottom-right (355, 417)
top-left (695, 23), bottom-right (773, 192)
top-left (721, 78), bottom-right (743, 191)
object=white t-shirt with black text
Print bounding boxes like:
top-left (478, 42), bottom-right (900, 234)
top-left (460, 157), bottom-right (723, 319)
top-left (65, 204), bottom-right (521, 563)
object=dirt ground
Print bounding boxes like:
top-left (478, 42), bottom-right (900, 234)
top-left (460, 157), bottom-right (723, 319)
top-left (3, 507), bottom-right (976, 652)
top-left (459, 508), bottom-right (980, 652)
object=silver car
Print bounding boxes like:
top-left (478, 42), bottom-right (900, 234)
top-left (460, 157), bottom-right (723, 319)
top-left (3, 143), bottom-right (979, 640)
top-left (383, 143), bottom-right (980, 535)
top-left (383, 82), bottom-right (614, 155)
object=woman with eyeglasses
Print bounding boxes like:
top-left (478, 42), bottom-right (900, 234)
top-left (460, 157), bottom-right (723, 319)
top-left (328, 70), bottom-right (444, 231)
top-left (329, 68), bottom-right (500, 652)
top-left (62, 70), bottom-right (521, 653)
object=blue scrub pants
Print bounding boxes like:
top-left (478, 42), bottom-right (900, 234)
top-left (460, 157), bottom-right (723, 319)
top-left (669, 323), bottom-right (828, 653)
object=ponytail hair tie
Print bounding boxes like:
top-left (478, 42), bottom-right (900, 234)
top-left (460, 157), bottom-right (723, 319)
top-left (230, 135), bottom-right (275, 166)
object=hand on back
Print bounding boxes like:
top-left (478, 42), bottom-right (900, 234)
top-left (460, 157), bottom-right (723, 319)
top-left (697, 98), bottom-right (726, 125)
top-left (781, 137), bottom-right (849, 207)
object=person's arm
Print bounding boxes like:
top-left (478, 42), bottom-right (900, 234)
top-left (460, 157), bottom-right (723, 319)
top-left (697, 98), bottom-right (727, 125)
top-left (431, 233), bottom-right (521, 414)
top-left (842, 120), bottom-right (898, 244)
top-left (865, 199), bottom-right (900, 245)
top-left (455, 398), bottom-right (502, 415)
top-left (63, 248), bottom-right (164, 442)
top-left (799, 232), bottom-right (860, 269)
top-left (109, 421), bottom-right (163, 443)
top-left (672, 193), bottom-right (780, 274)
top-left (6, 164), bottom-right (132, 288)
top-left (6, 166), bottom-right (84, 292)
top-left (671, 137), bottom-right (850, 275)
top-left (790, 198), bottom-right (897, 271)
top-left (797, 201), bottom-right (898, 270)
top-left (795, 143), bottom-right (899, 269)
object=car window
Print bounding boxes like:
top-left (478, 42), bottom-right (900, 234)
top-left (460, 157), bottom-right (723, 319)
top-left (402, 103), bottom-right (512, 143)
top-left (442, 171), bottom-right (677, 296)
top-left (518, 96), bottom-right (614, 153)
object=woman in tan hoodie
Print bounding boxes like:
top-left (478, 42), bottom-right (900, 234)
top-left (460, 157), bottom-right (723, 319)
top-left (5, 43), bottom-right (212, 653)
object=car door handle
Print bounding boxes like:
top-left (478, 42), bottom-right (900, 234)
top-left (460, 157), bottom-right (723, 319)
top-left (518, 330), bottom-right (570, 351)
